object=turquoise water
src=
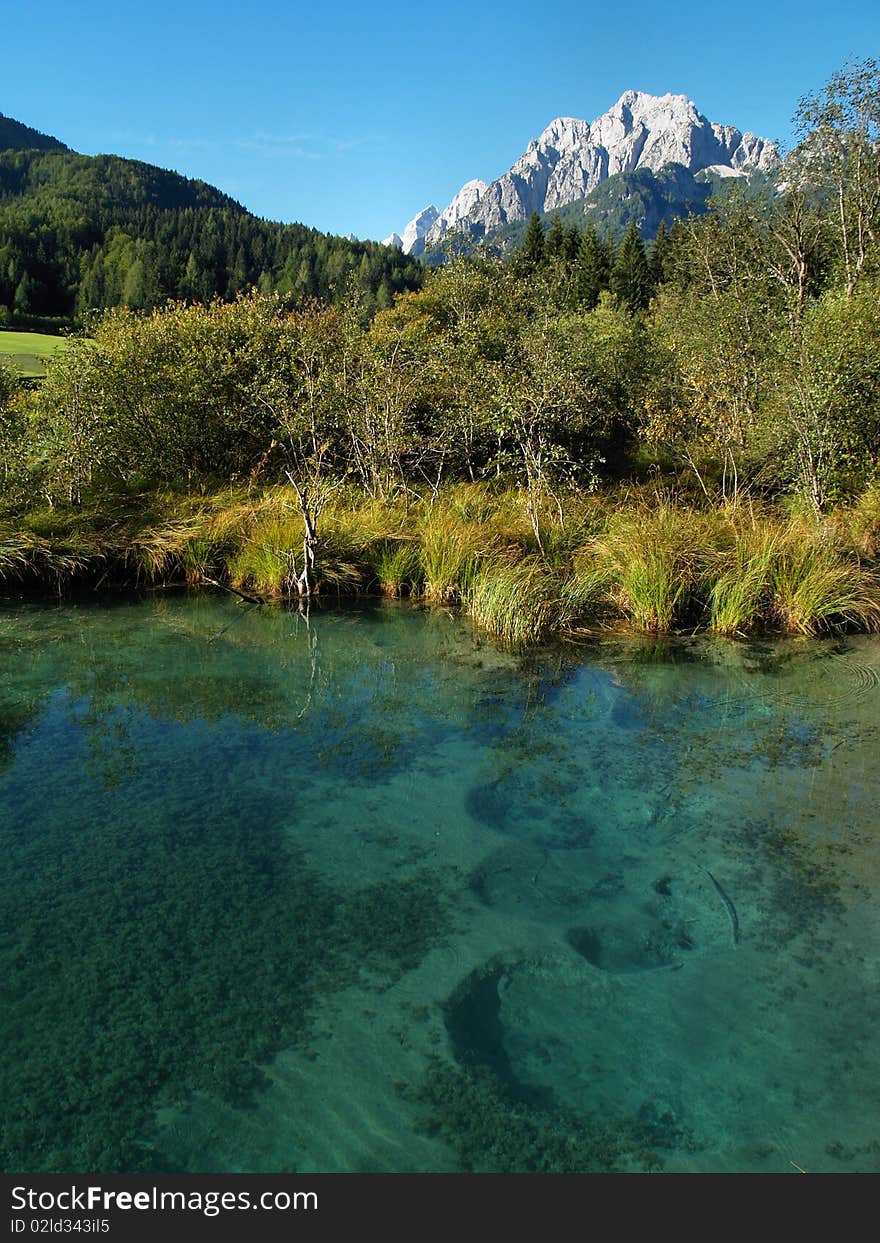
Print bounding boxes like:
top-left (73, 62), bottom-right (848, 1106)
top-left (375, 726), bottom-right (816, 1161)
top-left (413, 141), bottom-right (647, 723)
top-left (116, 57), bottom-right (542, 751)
top-left (1, 595), bottom-right (878, 1173)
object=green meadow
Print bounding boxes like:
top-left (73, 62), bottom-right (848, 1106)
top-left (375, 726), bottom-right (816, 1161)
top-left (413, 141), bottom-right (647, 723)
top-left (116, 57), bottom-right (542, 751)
top-left (0, 329), bottom-right (67, 377)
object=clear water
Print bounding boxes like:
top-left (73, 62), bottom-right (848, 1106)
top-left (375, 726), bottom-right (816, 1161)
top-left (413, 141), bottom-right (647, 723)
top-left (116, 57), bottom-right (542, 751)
top-left (1, 595), bottom-right (878, 1174)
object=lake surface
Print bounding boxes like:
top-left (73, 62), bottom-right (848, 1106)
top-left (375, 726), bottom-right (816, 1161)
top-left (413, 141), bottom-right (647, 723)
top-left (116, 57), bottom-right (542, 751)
top-left (1, 595), bottom-right (878, 1173)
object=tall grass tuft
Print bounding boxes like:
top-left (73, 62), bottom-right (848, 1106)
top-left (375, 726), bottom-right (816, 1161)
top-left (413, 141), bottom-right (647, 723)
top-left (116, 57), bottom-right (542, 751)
top-left (597, 499), bottom-right (715, 632)
top-left (771, 539), bottom-right (880, 635)
top-left (836, 482), bottom-right (880, 559)
top-left (0, 530), bottom-right (31, 579)
top-left (558, 557), bottom-right (613, 632)
top-left (464, 555), bottom-right (560, 646)
top-left (227, 512), bottom-right (300, 596)
top-left (371, 539), bottom-right (422, 596)
top-left (419, 508), bottom-right (488, 602)
top-left (709, 519), bottom-right (783, 636)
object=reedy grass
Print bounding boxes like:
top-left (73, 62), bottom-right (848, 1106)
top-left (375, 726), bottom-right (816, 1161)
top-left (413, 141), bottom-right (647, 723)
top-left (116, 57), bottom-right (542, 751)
top-left (708, 509), bottom-right (880, 635)
top-left (596, 499), bottom-right (717, 632)
top-left (709, 518), bottom-right (785, 636)
top-left (227, 512), bottom-right (300, 596)
top-left (2, 481), bottom-right (879, 640)
top-left (559, 557), bottom-right (614, 632)
top-left (835, 482), bottom-right (880, 559)
top-left (464, 555), bottom-right (560, 645)
top-left (0, 525), bottom-right (107, 585)
top-left (371, 539), bottom-right (422, 596)
top-left (418, 507), bottom-right (492, 602)
top-left (0, 530), bottom-right (32, 578)
top-left (770, 537), bottom-right (880, 635)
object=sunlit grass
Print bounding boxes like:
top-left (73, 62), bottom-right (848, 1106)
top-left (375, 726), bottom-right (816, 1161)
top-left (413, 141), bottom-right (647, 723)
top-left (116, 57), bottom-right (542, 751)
top-left (0, 329), bottom-right (67, 378)
top-left (371, 539), bottom-right (422, 596)
top-left (418, 506), bottom-right (491, 602)
top-left (771, 536), bottom-right (880, 635)
top-left (709, 517), bottom-right (783, 636)
top-left (2, 481), bottom-right (879, 640)
top-left (464, 555), bottom-right (560, 645)
top-left (596, 498), bottom-right (716, 632)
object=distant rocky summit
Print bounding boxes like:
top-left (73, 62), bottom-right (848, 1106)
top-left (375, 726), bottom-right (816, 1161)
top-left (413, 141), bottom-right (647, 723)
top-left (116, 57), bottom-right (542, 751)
top-left (384, 90), bottom-right (778, 255)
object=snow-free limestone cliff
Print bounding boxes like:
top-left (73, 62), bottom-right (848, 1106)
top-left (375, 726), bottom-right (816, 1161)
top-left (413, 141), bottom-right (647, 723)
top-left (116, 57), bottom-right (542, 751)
top-left (386, 90), bottom-right (777, 255)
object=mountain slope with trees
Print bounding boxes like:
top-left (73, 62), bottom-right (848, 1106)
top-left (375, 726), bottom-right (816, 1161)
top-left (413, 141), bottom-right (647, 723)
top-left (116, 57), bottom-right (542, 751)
top-left (0, 118), bottom-right (422, 325)
top-left (0, 112), bottom-right (68, 153)
top-left (465, 163), bottom-right (775, 256)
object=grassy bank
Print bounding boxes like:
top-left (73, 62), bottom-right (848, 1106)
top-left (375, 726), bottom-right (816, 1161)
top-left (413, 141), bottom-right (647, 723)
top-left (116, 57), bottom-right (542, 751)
top-left (2, 483), bottom-right (879, 644)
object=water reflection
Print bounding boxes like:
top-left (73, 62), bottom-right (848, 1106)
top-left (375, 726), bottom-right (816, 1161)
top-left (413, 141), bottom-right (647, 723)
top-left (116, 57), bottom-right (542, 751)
top-left (0, 596), bottom-right (878, 1173)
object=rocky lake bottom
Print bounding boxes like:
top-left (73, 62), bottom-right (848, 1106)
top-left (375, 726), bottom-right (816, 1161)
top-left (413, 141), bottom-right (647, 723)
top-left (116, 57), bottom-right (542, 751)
top-left (1, 595), bottom-right (878, 1173)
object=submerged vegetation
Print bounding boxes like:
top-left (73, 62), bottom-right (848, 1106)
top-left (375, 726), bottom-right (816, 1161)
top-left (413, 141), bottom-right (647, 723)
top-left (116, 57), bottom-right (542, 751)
top-left (0, 61), bottom-right (878, 643)
top-left (406, 1059), bottom-right (662, 1173)
top-left (0, 732), bottom-right (454, 1173)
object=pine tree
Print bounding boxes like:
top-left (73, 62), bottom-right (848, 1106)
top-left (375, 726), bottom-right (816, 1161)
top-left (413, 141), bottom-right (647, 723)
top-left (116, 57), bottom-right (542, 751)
top-left (565, 225), bottom-right (581, 266)
top-left (611, 222), bottom-right (651, 312)
top-left (649, 219), bottom-right (672, 287)
top-left (518, 212), bottom-right (545, 271)
top-left (122, 257), bottom-right (147, 309)
top-left (544, 213), bottom-right (568, 266)
top-left (13, 272), bottom-right (32, 315)
top-left (572, 225), bottom-right (606, 310)
top-left (180, 251), bottom-right (201, 302)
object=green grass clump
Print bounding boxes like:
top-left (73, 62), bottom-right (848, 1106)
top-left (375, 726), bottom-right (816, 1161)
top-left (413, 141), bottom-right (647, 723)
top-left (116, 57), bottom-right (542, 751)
top-left (128, 517), bottom-right (207, 584)
top-left (836, 482), bottom-right (880, 559)
top-left (464, 555), bottom-right (560, 645)
top-left (709, 518), bottom-right (783, 636)
top-left (559, 557), bottom-right (612, 632)
top-left (371, 539), bottom-right (422, 596)
top-left (597, 499), bottom-right (715, 632)
top-left (706, 509), bottom-right (880, 636)
top-left (227, 512), bottom-right (300, 596)
top-left (419, 508), bottom-right (488, 602)
top-left (771, 538), bottom-right (880, 635)
top-left (0, 530), bottom-right (31, 579)
top-left (179, 532), bottom-right (224, 586)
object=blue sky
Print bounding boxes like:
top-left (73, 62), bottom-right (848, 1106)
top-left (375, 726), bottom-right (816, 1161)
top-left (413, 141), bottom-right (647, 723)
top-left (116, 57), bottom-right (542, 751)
top-left (3, 1), bottom-right (877, 240)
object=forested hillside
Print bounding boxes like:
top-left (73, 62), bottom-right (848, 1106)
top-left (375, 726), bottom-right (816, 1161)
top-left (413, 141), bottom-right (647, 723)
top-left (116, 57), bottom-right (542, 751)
top-left (0, 126), bottom-right (422, 323)
top-left (0, 113), bottom-right (68, 153)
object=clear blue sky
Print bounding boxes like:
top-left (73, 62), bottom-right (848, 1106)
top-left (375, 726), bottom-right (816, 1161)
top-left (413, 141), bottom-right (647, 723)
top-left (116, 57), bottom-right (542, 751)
top-left (3, 1), bottom-right (877, 240)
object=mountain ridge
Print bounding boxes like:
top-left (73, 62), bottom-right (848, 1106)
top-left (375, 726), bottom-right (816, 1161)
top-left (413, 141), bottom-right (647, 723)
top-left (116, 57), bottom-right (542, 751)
top-left (0, 112), bottom-right (69, 154)
top-left (384, 90), bottom-right (778, 254)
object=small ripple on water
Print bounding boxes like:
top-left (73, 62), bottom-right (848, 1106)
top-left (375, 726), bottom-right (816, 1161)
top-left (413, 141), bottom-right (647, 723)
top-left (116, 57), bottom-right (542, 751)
top-left (826, 653), bottom-right (880, 704)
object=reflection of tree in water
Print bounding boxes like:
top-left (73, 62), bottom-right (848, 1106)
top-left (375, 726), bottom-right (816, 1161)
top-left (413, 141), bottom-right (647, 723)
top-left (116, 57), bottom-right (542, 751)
top-left (0, 617), bottom-right (458, 1172)
top-left (0, 699), bottom-right (39, 773)
top-left (0, 627), bottom-right (52, 777)
top-left (1, 596), bottom-right (529, 1172)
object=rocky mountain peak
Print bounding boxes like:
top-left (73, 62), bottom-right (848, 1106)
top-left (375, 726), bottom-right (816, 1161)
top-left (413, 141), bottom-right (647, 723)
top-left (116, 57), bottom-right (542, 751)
top-left (385, 90), bottom-right (778, 255)
top-left (536, 116), bottom-right (593, 154)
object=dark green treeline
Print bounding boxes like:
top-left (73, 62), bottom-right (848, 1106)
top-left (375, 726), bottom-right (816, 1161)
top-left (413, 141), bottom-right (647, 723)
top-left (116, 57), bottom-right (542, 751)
top-left (0, 147), bottom-right (423, 323)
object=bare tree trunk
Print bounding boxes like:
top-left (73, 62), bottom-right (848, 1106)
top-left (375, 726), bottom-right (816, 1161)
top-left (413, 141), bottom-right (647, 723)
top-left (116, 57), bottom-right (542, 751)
top-left (524, 451), bottom-right (544, 553)
top-left (839, 178), bottom-right (854, 299)
top-left (285, 472), bottom-right (323, 597)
